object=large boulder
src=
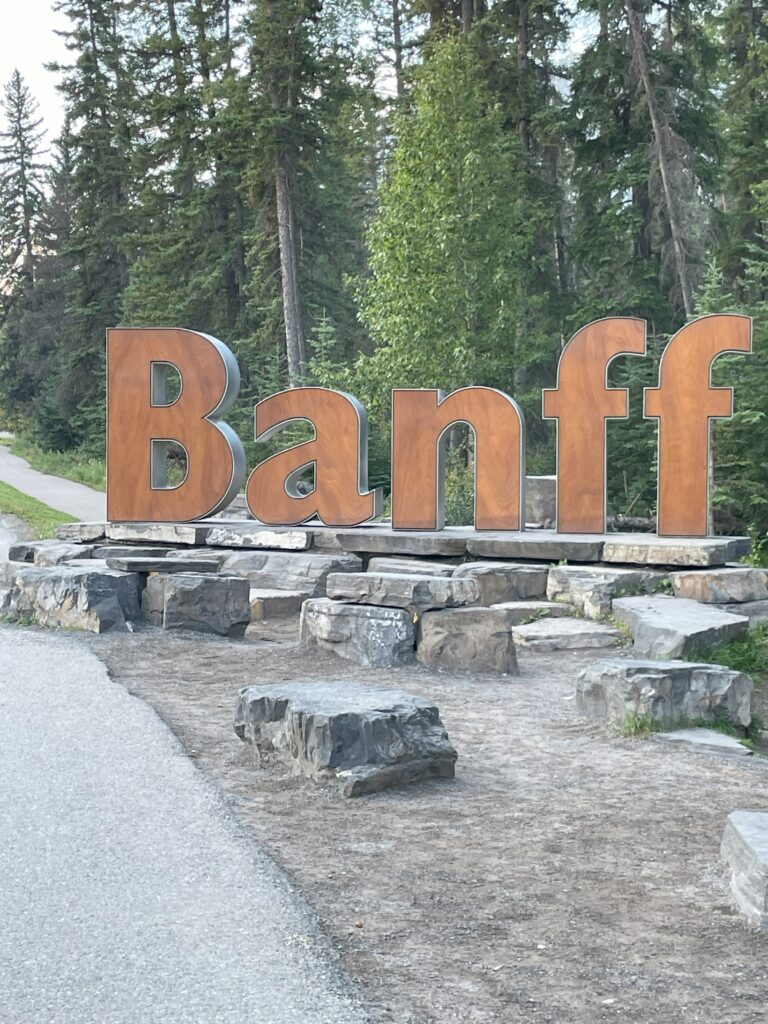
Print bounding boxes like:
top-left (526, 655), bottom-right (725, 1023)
top-left (452, 561), bottom-right (548, 604)
top-left (2, 564), bottom-right (142, 633)
top-left (234, 681), bottom-right (457, 797)
top-left (417, 607), bottom-right (519, 674)
top-left (220, 550), bottom-right (362, 596)
top-left (300, 598), bottom-right (415, 667)
top-left (326, 571), bottom-right (478, 613)
top-left (576, 658), bottom-right (752, 729)
top-left (612, 595), bottom-right (749, 659)
top-left (546, 565), bottom-right (665, 620)
top-left (142, 573), bottom-right (250, 637)
top-left (721, 811), bottom-right (768, 930)
top-left (512, 617), bottom-right (621, 651)
top-left (670, 567), bottom-right (768, 604)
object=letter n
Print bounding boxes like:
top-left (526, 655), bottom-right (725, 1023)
top-left (543, 318), bottom-right (646, 534)
top-left (645, 314), bottom-right (752, 537)
top-left (391, 388), bottom-right (525, 531)
top-left (107, 328), bottom-right (246, 521)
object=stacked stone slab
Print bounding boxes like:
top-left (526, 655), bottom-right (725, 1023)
top-left (2, 564), bottom-right (142, 633)
top-left (143, 573), bottom-right (250, 637)
top-left (220, 550), bottom-right (362, 597)
top-left (512, 617), bottom-right (622, 651)
top-left (546, 565), bottom-right (666, 620)
top-left (671, 566), bottom-right (768, 627)
top-left (417, 607), bottom-right (520, 674)
top-left (612, 595), bottom-right (749, 659)
top-left (576, 658), bottom-right (752, 730)
top-left (300, 599), bottom-right (416, 667)
top-left (452, 561), bottom-right (548, 604)
top-left (234, 681), bottom-right (458, 797)
top-left (326, 571), bottom-right (479, 613)
top-left (722, 811), bottom-right (768, 930)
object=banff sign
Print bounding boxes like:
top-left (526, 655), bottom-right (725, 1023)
top-left (106, 314), bottom-right (751, 538)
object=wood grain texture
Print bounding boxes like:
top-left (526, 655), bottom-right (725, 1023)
top-left (391, 388), bottom-right (525, 531)
top-left (107, 328), bottom-right (243, 522)
top-left (543, 318), bottom-right (646, 534)
top-left (246, 387), bottom-right (383, 527)
top-left (645, 314), bottom-right (752, 537)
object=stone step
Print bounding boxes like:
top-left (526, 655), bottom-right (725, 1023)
top-left (715, 600), bottom-right (768, 627)
top-left (652, 728), bottom-right (752, 757)
top-left (2, 564), bottom-right (142, 633)
top-left (576, 658), bottom-right (752, 729)
top-left (106, 556), bottom-right (224, 574)
top-left (512, 617), bottom-right (622, 651)
top-left (466, 532), bottom-right (604, 562)
top-left (612, 596), bottom-right (749, 660)
top-left (205, 524), bottom-right (313, 551)
top-left (55, 522), bottom-right (107, 542)
top-left (367, 557), bottom-right (456, 577)
top-left (234, 682), bottom-right (457, 797)
top-left (142, 573), bottom-right (250, 637)
top-left (249, 588), bottom-right (307, 620)
top-left (416, 607), bottom-right (519, 674)
top-left (670, 567), bottom-right (768, 604)
top-left (220, 551), bottom-right (362, 596)
top-left (722, 811), bottom-right (768, 930)
top-left (106, 522), bottom-right (210, 546)
top-left (336, 527), bottom-right (469, 557)
top-left (325, 572), bottom-right (479, 613)
top-left (452, 561), bottom-right (548, 604)
top-left (300, 598), bottom-right (415, 668)
top-left (602, 535), bottom-right (748, 567)
top-left (547, 565), bottom-right (666, 620)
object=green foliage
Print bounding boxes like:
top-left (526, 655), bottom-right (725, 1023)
top-left (0, 480), bottom-right (76, 538)
top-left (698, 624), bottom-right (768, 689)
top-left (619, 710), bottom-right (663, 738)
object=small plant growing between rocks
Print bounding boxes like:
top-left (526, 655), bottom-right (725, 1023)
top-left (620, 710), bottom-right (661, 737)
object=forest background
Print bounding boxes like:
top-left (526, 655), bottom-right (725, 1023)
top-left (1, 1), bottom-right (767, 545)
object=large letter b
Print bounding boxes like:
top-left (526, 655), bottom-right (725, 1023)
top-left (107, 328), bottom-right (246, 522)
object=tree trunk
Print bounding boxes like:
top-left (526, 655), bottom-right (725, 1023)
top-left (275, 152), bottom-right (306, 384)
top-left (517, 2), bottom-right (530, 150)
top-left (461, 0), bottom-right (473, 33)
top-left (627, 1), bottom-right (693, 317)
top-left (392, 0), bottom-right (405, 97)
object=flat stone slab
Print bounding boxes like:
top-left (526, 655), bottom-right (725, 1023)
top-left (91, 545), bottom-right (175, 560)
top-left (488, 600), bottom-right (575, 622)
top-left (602, 535), bottom-right (749, 567)
top-left (671, 567), bottom-right (768, 604)
top-left (512, 617), bottom-right (621, 651)
top-left (249, 589), bottom-right (306, 619)
top-left (722, 811), bottom-right (768, 929)
top-left (452, 562), bottom-right (548, 604)
top-left (106, 556), bottom-right (224, 574)
top-left (55, 521), bottom-right (107, 542)
top-left (466, 531), bottom-right (604, 562)
top-left (547, 565), bottom-right (666, 620)
top-left (367, 557), bottom-right (456, 577)
top-left (234, 681), bottom-right (457, 797)
top-left (335, 527), bottom-right (469, 557)
top-left (417, 607), bottom-right (519, 674)
top-left (33, 542), bottom-right (96, 566)
top-left (221, 551), bottom-right (362, 596)
top-left (300, 598), bottom-right (415, 667)
top-left (576, 659), bottom-right (753, 729)
top-left (142, 573), bottom-right (250, 637)
top-left (612, 596), bottom-right (749, 659)
top-left (715, 600), bottom-right (768, 627)
top-left (2, 565), bottom-right (142, 633)
top-left (205, 525), bottom-right (312, 551)
top-left (326, 572), bottom-right (478, 613)
top-left (652, 728), bottom-right (752, 757)
top-left (107, 523), bottom-right (210, 546)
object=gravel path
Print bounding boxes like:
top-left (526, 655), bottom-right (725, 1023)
top-left (0, 627), bottom-right (371, 1024)
top-left (0, 442), bottom-right (106, 521)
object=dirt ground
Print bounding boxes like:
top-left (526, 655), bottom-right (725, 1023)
top-left (88, 621), bottom-right (768, 1024)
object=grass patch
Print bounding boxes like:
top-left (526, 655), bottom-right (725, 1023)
top-left (619, 710), bottom-right (664, 737)
top-left (0, 480), bottom-right (77, 538)
top-left (697, 624), bottom-right (768, 688)
top-left (7, 437), bottom-right (106, 491)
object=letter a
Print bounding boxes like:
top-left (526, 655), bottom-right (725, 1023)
top-left (391, 388), bottom-right (526, 531)
top-left (246, 387), bottom-right (383, 527)
top-left (645, 314), bottom-right (751, 537)
top-left (543, 318), bottom-right (646, 534)
top-left (107, 328), bottom-right (246, 522)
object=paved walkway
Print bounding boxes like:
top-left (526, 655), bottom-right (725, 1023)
top-left (0, 442), bottom-right (106, 521)
top-left (0, 629), bottom-right (370, 1024)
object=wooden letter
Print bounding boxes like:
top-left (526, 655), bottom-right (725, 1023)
top-left (543, 318), bottom-right (646, 534)
top-left (391, 388), bottom-right (525, 531)
top-left (107, 328), bottom-right (245, 522)
top-left (246, 387), bottom-right (383, 527)
top-left (645, 314), bottom-right (752, 537)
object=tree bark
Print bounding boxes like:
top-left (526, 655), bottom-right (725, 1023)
top-left (392, 0), bottom-right (405, 97)
top-left (627, 1), bottom-right (693, 317)
top-left (517, 2), bottom-right (530, 150)
top-left (275, 152), bottom-right (306, 384)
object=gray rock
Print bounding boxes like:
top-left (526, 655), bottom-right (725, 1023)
top-left (652, 728), bottom-right (752, 757)
top-left (466, 531), bottom-right (604, 562)
top-left (234, 681), bottom-right (457, 797)
top-left (221, 551), bottom-right (362, 596)
top-left (367, 557), bottom-right (456, 577)
top-left (488, 600), bottom-right (575, 623)
top-left (7, 542), bottom-right (38, 562)
top-left (722, 810), bottom-right (768, 930)
top-left (575, 658), bottom-right (752, 729)
top-left (91, 545), bottom-right (175, 560)
top-left (715, 600), bottom-right (768, 627)
top-left (205, 525), bottom-right (312, 551)
top-left (55, 521), bottom-right (107, 542)
top-left (335, 527), bottom-right (469, 557)
top-left (106, 556), bottom-right (224, 574)
top-left (300, 598), bottom-right (415, 667)
top-left (602, 535), bottom-right (748, 567)
top-left (671, 567), bottom-right (768, 604)
top-left (32, 542), bottom-right (95, 566)
top-left (326, 572), bottom-right (478, 613)
top-left (416, 607), bottom-right (519, 674)
top-left (512, 617), bottom-right (621, 651)
top-left (106, 522), bottom-right (210, 546)
top-left (453, 561), bottom-right (548, 604)
top-left (3, 565), bottom-right (142, 633)
top-left (546, 565), bottom-right (665, 620)
top-left (142, 573), bottom-right (250, 637)
top-left (612, 596), bottom-right (749, 659)
top-left (249, 589), bottom-right (306, 619)
top-left (525, 475), bottom-right (556, 527)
